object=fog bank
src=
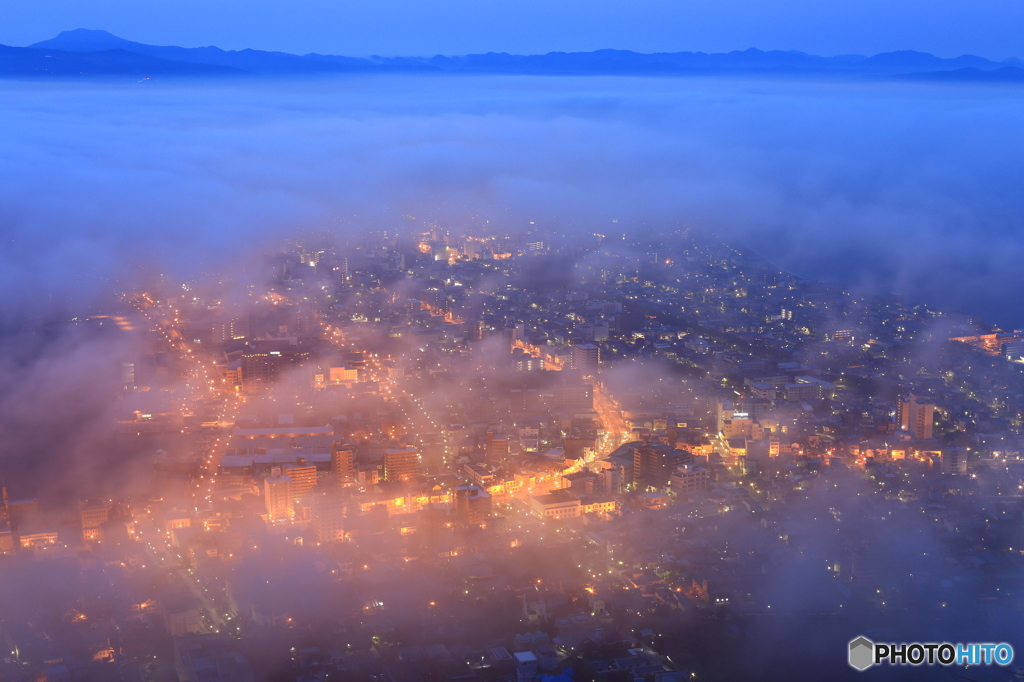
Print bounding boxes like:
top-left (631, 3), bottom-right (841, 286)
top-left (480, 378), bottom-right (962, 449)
top-left (3, 74), bottom-right (1023, 327)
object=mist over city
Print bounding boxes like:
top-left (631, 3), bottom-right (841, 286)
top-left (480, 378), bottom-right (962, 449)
top-left (2, 5), bottom-right (1024, 681)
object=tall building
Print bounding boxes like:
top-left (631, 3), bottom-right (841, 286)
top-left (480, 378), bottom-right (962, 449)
top-left (264, 475), bottom-right (294, 522)
top-left (512, 348), bottom-right (545, 372)
top-left (454, 485), bottom-right (492, 527)
top-left (283, 462), bottom-right (318, 503)
top-left (353, 463), bottom-right (379, 486)
top-left (716, 400), bottom-right (735, 434)
top-left (212, 314), bottom-right (252, 343)
top-left (121, 362), bottom-right (136, 390)
top-left (899, 395), bottom-right (935, 440)
top-left (570, 344), bottom-right (600, 377)
top-left (384, 447), bottom-right (420, 482)
top-left (485, 432), bottom-right (510, 466)
top-left (941, 447), bottom-right (969, 474)
top-left (331, 443), bottom-right (355, 483)
top-left (717, 399), bottom-right (755, 438)
top-left (596, 460), bottom-right (626, 494)
top-left (632, 444), bottom-right (691, 491)
top-left (669, 464), bottom-right (708, 494)
top-left (310, 487), bottom-right (347, 545)
top-left (80, 500), bottom-right (110, 543)
top-left (240, 351), bottom-right (307, 389)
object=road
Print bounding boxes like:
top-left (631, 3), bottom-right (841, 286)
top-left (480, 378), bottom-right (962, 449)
top-left (594, 381), bottom-right (630, 454)
top-left (130, 294), bottom-right (241, 635)
top-left (132, 295), bottom-right (238, 511)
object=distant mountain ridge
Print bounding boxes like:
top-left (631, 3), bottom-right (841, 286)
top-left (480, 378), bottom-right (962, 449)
top-left (0, 43), bottom-right (241, 77)
top-left (4, 28), bottom-right (1023, 81)
top-left (26, 28), bottom-right (384, 74)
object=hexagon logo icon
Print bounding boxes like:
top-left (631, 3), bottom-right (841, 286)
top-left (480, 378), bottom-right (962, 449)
top-left (849, 636), bottom-right (874, 671)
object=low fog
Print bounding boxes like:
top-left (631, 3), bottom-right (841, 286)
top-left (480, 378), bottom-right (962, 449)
top-left (2, 74), bottom-right (1024, 324)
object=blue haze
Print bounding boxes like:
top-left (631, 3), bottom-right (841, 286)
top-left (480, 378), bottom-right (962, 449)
top-left (2, 74), bottom-right (1024, 327)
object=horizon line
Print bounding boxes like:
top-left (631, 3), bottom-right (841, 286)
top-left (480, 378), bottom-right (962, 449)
top-left (17, 28), bottom-right (1023, 64)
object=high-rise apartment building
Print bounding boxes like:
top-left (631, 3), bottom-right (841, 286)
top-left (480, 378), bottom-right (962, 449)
top-left (264, 475), bottom-right (294, 522)
top-left (384, 447), bottom-right (420, 482)
top-left (283, 463), bottom-right (318, 503)
top-left (310, 487), bottom-right (347, 544)
top-left (899, 395), bottom-right (935, 440)
top-left (570, 344), bottom-right (600, 377)
top-left (331, 443), bottom-right (355, 483)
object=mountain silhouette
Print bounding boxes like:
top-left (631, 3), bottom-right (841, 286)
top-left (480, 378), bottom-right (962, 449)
top-left (28, 28), bottom-right (380, 74)
top-left (29, 28), bottom-right (139, 52)
top-left (2, 28), bottom-right (1020, 81)
top-left (0, 43), bottom-right (241, 77)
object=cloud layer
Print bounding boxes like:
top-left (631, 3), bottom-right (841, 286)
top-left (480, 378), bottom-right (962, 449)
top-left (3, 74), bottom-right (1024, 324)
